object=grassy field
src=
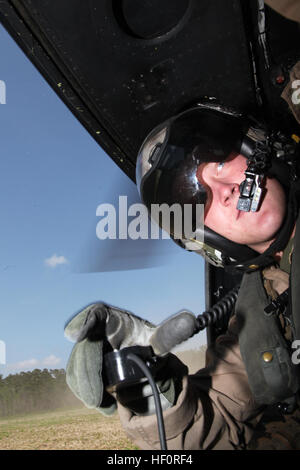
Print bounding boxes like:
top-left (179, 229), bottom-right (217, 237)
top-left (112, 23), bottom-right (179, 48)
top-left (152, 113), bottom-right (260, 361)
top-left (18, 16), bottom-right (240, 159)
top-left (0, 348), bottom-right (207, 450)
top-left (0, 407), bottom-right (138, 450)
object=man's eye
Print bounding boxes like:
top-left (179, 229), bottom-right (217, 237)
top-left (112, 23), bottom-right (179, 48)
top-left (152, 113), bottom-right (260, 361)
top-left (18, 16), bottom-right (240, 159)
top-left (217, 162), bottom-right (225, 173)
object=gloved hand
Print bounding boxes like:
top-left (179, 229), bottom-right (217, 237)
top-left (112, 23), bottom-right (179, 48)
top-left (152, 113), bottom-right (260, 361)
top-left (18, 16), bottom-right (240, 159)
top-left (64, 302), bottom-right (195, 416)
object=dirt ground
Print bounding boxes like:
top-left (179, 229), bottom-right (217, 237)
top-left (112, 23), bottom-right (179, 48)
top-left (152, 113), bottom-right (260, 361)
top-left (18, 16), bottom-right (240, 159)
top-left (0, 407), bottom-right (138, 450)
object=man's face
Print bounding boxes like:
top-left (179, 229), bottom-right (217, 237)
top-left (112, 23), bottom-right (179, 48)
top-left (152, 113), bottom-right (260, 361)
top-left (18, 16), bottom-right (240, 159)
top-left (197, 153), bottom-right (287, 253)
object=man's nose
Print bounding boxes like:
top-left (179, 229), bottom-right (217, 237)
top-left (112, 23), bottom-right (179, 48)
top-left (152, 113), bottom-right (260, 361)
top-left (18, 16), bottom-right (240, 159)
top-left (217, 183), bottom-right (240, 206)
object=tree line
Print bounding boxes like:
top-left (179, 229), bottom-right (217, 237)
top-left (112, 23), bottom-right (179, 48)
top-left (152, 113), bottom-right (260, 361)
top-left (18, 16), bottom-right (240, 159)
top-left (0, 369), bottom-right (82, 418)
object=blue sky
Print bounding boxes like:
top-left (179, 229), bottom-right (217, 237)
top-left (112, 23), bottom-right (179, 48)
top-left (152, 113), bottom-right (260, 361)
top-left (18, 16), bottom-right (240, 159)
top-left (0, 24), bottom-right (206, 377)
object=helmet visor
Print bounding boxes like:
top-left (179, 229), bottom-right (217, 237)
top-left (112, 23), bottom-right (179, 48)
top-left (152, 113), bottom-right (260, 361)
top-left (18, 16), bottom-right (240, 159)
top-left (137, 107), bottom-right (245, 238)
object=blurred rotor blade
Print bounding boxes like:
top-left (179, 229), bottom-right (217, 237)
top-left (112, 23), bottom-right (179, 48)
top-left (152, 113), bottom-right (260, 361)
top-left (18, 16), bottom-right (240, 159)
top-left (76, 176), bottom-right (181, 273)
top-left (78, 235), bottom-right (179, 273)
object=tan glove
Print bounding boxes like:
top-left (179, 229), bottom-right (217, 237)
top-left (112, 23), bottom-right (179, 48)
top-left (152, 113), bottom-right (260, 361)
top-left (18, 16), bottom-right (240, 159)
top-left (65, 303), bottom-right (192, 416)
